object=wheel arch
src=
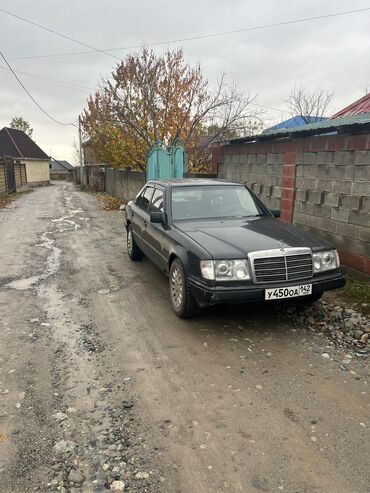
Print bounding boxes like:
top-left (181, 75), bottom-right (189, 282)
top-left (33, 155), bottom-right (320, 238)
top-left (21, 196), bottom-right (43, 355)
top-left (168, 247), bottom-right (189, 273)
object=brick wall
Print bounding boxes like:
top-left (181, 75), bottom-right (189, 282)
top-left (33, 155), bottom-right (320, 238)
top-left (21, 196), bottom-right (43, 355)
top-left (212, 133), bottom-right (370, 275)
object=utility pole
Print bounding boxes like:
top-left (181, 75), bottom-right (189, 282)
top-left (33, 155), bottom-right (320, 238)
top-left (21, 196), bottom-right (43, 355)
top-left (78, 115), bottom-right (84, 186)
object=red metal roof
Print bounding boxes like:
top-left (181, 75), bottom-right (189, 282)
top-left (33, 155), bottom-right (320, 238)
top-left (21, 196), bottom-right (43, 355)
top-left (331, 93), bottom-right (370, 119)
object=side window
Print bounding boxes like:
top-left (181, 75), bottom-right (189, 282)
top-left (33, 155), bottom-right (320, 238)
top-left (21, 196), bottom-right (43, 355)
top-left (150, 188), bottom-right (164, 213)
top-left (137, 186), bottom-right (154, 212)
top-left (135, 188), bottom-right (146, 208)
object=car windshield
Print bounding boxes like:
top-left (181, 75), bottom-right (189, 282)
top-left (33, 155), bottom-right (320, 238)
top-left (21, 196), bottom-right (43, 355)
top-left (171, 185), bottom-right (265, 220)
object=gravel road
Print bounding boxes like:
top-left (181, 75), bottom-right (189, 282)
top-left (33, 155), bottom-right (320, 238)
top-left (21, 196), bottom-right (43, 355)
top-left (0, 182), bottom-right (369, 493)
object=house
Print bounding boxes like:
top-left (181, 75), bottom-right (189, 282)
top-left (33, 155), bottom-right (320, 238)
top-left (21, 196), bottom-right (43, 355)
top-left (331, 92), bottom-right (370, 118)
top-left (0, 127), bottom-right (50, 186)
top-left (49, 158), bottom-right (74, 180)
top-left (265, 116), bottom-right (328, 132)
top-left (211, 94), bottom-right (370, 275)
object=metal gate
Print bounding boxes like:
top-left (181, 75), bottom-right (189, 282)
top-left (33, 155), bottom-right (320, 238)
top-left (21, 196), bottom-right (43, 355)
top-left (146, 140), bottom-right (186, 180)
top-left (4, 157), bottom-right (16, 193)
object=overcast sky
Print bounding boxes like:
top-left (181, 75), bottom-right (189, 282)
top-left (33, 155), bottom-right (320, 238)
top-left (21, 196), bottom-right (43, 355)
top-left (1, 0), bottom-right (369, 163)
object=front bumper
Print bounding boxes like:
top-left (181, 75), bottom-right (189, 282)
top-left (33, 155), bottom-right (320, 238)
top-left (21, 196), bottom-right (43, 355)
top-left (189, 272), bottom-right (345, 307)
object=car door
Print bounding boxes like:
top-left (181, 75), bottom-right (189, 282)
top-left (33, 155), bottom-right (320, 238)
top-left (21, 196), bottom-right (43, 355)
top-left (143, 186), bottom-right (167, 270)
top-left (131, 185), bottom-right (154, 253)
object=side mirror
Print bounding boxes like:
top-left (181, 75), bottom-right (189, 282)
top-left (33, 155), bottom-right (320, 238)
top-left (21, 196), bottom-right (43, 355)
top-left (150, 211), bottom-right (166, 224)
top-left (271, 209), bottom-right (280, 218)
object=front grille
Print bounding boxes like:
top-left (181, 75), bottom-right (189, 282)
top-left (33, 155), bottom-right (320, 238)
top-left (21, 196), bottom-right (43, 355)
top-left (253, 253), bottom-right (313, 283)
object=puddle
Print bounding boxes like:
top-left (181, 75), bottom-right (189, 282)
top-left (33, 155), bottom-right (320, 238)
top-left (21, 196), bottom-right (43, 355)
top-left (6, 194), bottom-right (80, 291)
top-left (8, 275), bottom-right (41, 290)
top-left (7, 234), bottom-right (61, 291)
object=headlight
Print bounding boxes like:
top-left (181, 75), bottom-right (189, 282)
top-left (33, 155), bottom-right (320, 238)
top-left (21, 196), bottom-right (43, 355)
top-left (312, 250), bottom-right (339, 273)
top-left (200, 259), bottom-right (250, 281)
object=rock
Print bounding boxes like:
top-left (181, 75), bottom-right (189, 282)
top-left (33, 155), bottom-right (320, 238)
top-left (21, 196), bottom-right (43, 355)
top-left (123, 401), bottom-right (134, 409)
top-left (52, 412), bottom-right (68, 422)
top-left (360, 333), bottom-right (369, 344)
top-left (354, 330), bottom-right (364, 340)
top-left (53, 439), bottom-right (76, 456)
top-left (111, 480), bottom-right (125, 491)
top-left (251, 476), bottom-right (270, 491)
top-left (135, 472), bottom-right (149, 479)
top-left (255, 385), bottom-right (263, 390)
top-left (321, 353), bottom-right (330, 359)
top-left (68, 469), bottom-right (86, 484)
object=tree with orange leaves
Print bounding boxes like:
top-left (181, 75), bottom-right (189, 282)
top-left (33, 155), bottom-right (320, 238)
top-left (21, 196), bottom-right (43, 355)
top-left (81, 48), bottom-right (261, 170)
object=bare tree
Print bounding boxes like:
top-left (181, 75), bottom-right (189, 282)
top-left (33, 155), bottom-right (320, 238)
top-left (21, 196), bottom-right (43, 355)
top-left (71, 137), bottom-right (81, 166)
top-left (82, 49), bottom-right (263, 170)
top-left (286, 85), bottom-right (333, 123)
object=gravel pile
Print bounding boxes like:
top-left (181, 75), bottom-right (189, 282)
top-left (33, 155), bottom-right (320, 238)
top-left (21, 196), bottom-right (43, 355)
top-left (284, 300), bottom-right (370, 354)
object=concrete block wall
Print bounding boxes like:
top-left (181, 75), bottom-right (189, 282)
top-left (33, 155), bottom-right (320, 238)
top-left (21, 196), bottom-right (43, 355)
top-left (293, 149), bottom-right (370, 261)
top-left (105, 168), bottom-right (145, 201)
top-left (212, 132), bottom-right (370, 275)
top-left (218, 152), bottom-right (283, 210)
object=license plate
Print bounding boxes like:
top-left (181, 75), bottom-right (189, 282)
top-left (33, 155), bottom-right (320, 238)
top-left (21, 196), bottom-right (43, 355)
top-left (265, 284), bottom-right (312, 300)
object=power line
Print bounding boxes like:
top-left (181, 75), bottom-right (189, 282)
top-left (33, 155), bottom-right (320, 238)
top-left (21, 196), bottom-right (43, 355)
top-left (0, 62), bottom-right (288, 114)
top-left (0, 50), bottom-right (77, 126)
top-left (5, 6), bottom-right (370, 61)
top-left (250, 102), bottom-right (290, 114)
top-left (0, 65), bottom-right (93, 92)
top-left (0, 7), bottom-right (120, 60)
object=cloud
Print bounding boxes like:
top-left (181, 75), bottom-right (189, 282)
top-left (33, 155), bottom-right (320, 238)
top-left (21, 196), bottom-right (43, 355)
top-left (0, 0), bottom-right (369, 162)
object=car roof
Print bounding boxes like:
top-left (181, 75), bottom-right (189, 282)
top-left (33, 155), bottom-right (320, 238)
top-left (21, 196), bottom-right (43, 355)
top-left (147, 178), bottom-right (242, 187)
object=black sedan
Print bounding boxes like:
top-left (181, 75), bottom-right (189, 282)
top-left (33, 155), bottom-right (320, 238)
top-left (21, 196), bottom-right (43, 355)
top-left (125, 179), bottom-right (345, 318)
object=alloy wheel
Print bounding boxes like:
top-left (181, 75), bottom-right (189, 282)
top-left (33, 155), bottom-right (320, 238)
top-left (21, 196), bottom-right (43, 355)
top-left (127, 229), bottom-right (133, 255)
top-left (171, 265), bottom-right (183, 309)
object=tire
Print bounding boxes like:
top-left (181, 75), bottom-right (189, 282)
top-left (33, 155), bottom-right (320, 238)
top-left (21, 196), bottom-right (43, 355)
top-left (127, 225), bottom-right (143, 261)
top-left (169, 258), bottom-right (199, 318)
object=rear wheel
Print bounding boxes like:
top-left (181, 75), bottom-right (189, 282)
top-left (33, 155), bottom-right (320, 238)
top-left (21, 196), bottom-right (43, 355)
top-left (127, 226), bottom-right (143, 261)
top-left (169, 259), bottom-right (199, 318)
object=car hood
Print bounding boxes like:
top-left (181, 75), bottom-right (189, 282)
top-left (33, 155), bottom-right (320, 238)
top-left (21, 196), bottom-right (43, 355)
top-left (174, 217), bottom-right (332, 259)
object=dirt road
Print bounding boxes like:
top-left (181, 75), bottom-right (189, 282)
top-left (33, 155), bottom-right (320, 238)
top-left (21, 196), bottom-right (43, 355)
top-left (0, 182), bottom-right (368, 493)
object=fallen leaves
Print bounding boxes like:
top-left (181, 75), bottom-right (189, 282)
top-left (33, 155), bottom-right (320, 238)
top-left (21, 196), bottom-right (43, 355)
top-left (95, 193), bottom-right (125, 211)
top-left (0, 193), bottom-right (16, 208)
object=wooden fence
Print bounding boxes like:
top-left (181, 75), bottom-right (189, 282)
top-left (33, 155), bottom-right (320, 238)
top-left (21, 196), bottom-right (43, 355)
top-left (0, 157), bottom-right (27, 195)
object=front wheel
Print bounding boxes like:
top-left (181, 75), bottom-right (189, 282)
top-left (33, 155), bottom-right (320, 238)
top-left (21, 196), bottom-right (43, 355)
top-left (127, 226), bottom-right (143, 261)
top-left (169, 259), bottom-right (199, 318)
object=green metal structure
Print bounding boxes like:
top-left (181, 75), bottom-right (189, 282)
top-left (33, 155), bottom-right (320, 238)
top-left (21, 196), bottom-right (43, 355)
top-left (146, 140), bottom-right (186, 180)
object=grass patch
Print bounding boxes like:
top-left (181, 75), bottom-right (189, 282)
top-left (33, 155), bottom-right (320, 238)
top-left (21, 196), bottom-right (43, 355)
top-left (340, 275), bottom-right (370, 305)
